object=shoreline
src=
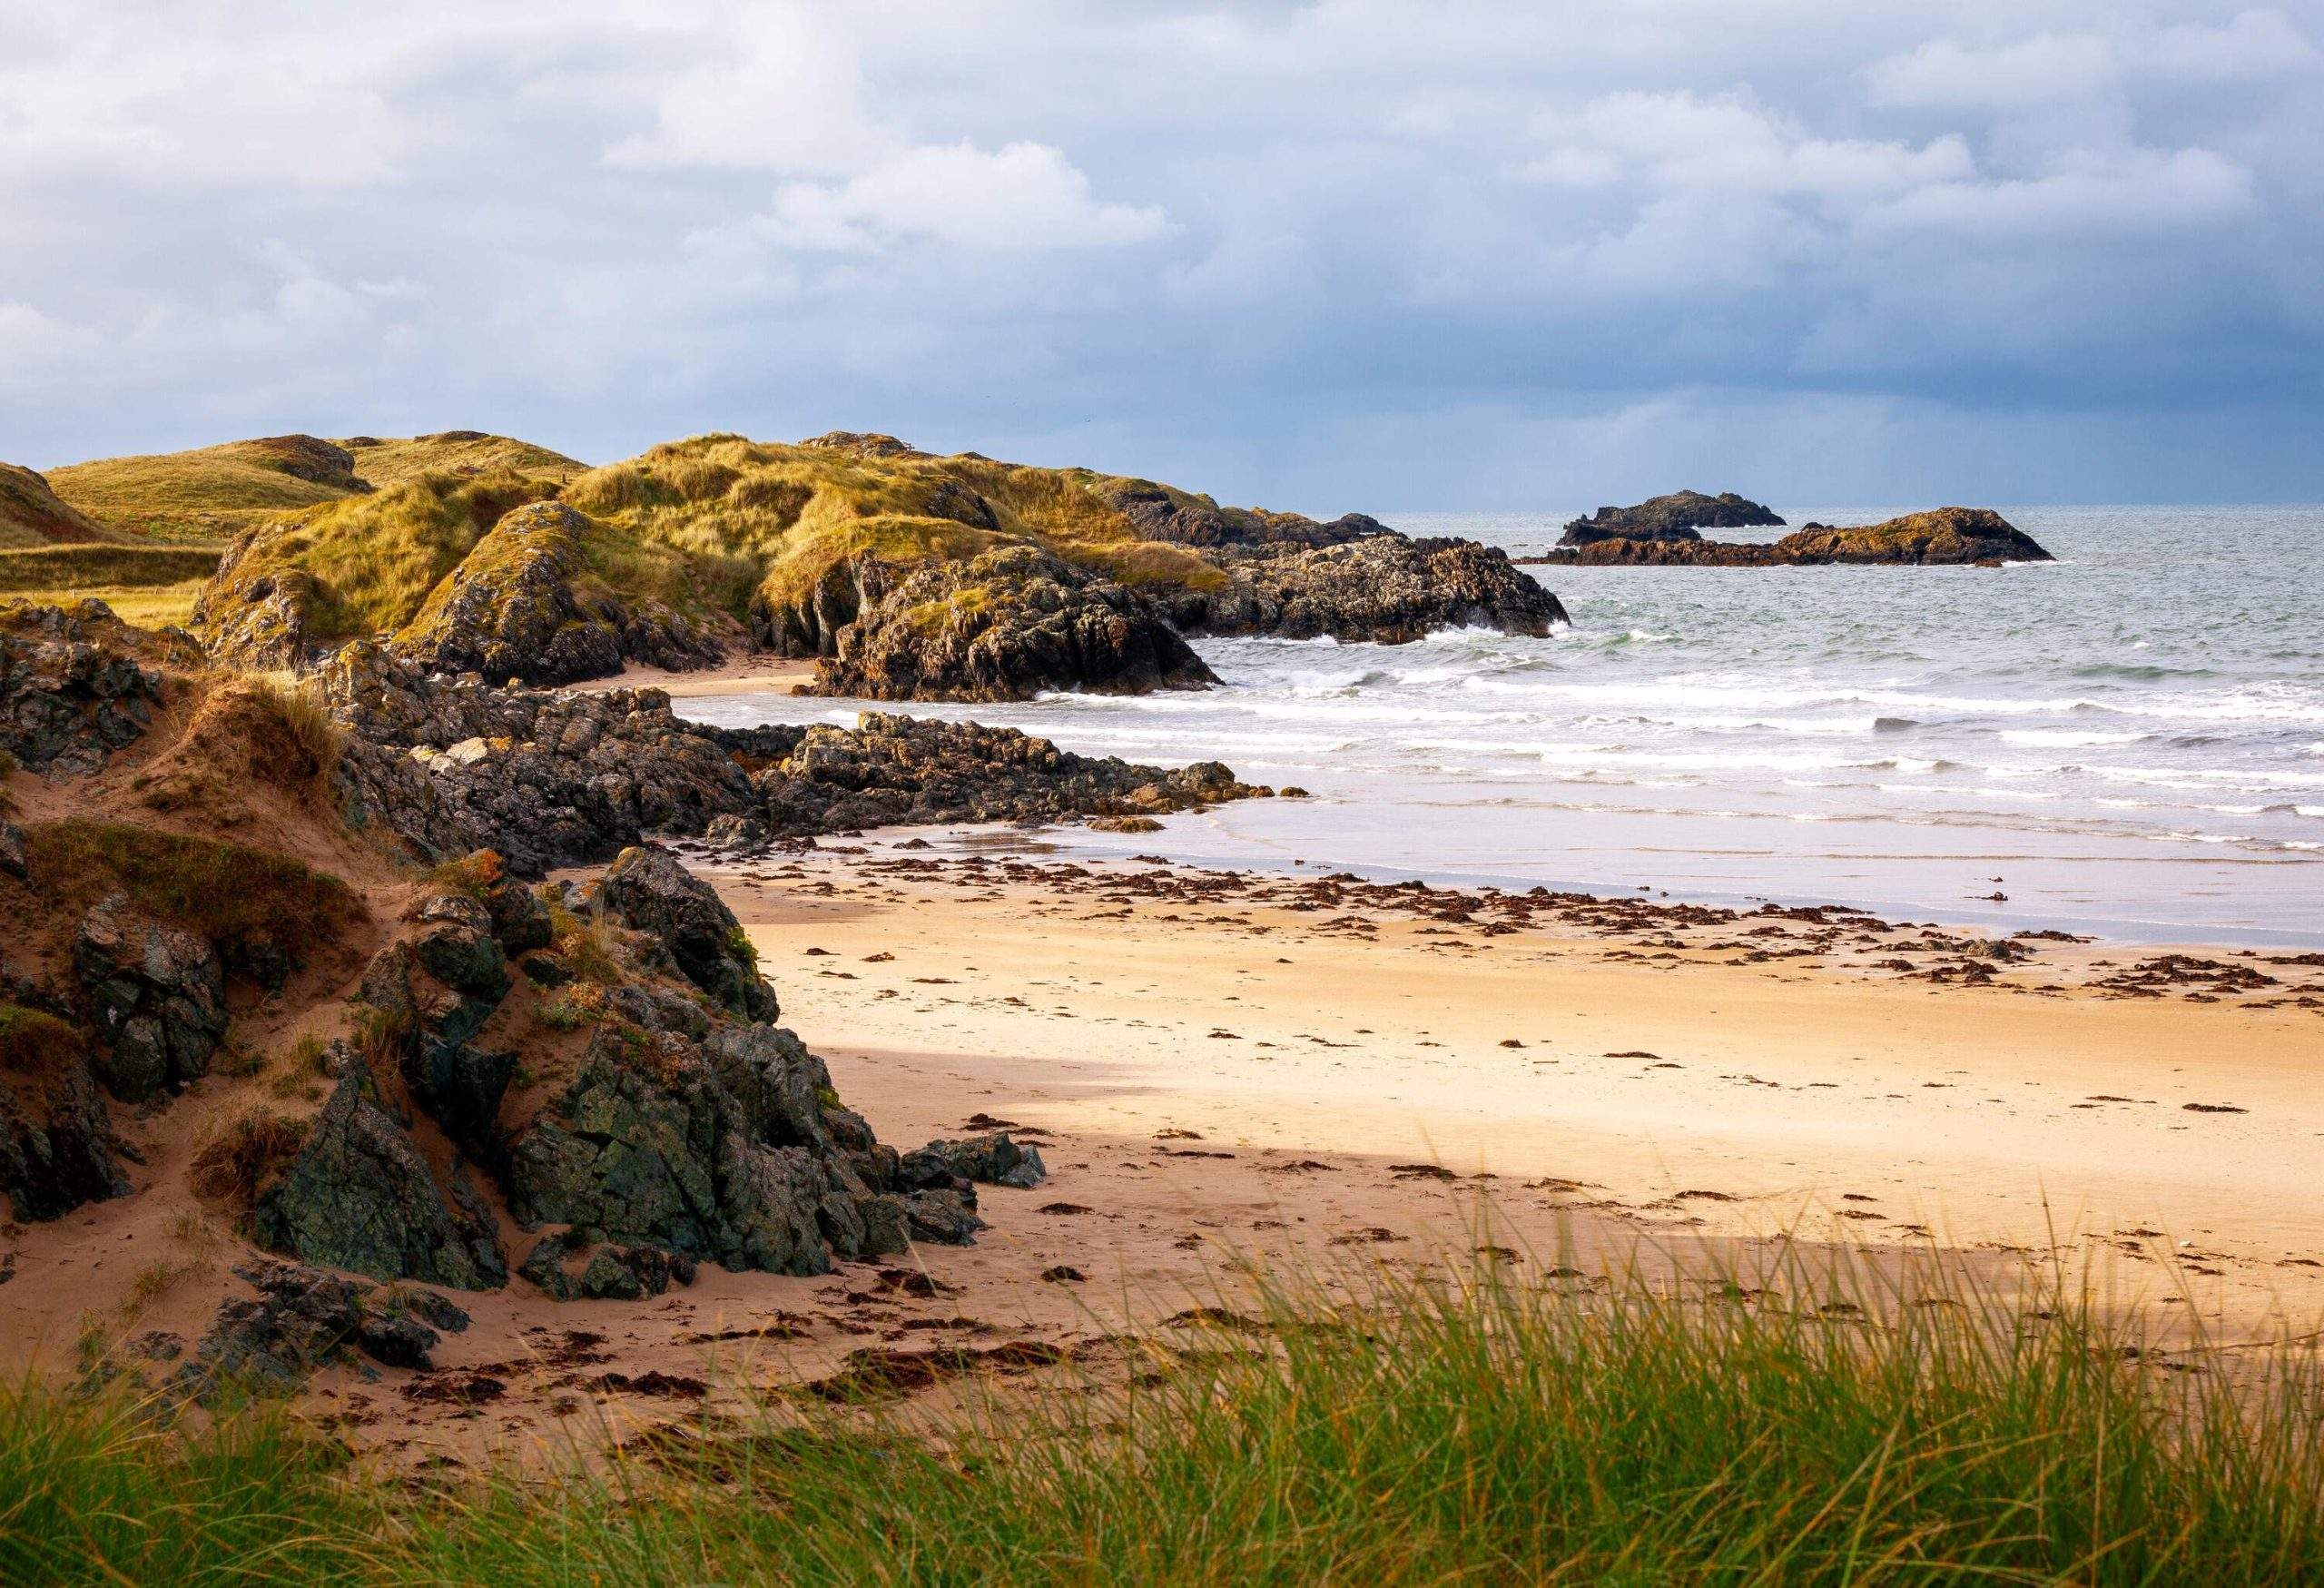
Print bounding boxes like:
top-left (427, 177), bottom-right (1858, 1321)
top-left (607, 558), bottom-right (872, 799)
top-left (635, 662), bottom-right (2323, 953)
top-left (702, 833), bottom-right (2324, 1341)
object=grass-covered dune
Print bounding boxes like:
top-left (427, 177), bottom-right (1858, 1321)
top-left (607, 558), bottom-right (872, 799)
top-left (5, 1257), bottom-right (2320, 1584)
top-left (0, 463), bottom-right (131, 550)
top-left (184, 429), bottom-right (1411, 694)
top-left (13, 432), bottom-right (586, 627)
top-left (43, 431), bottom-right (586, 546)
top-left (42, 425), bottom-right (1558, 697)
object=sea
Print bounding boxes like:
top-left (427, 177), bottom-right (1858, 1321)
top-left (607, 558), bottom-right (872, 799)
top-left (678, 507), bottom-right (2324, 946)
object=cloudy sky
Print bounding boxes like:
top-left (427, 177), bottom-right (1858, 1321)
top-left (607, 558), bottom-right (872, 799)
top-left (4, 1), bottom-right (2319, 509)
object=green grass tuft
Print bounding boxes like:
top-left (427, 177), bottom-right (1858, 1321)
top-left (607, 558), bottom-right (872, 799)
top-left (5, 1250), bottom-right (2324, 1583)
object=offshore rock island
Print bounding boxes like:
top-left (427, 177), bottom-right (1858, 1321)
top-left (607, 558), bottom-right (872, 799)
top-left (1540, 498), bottom-right (2053, 566)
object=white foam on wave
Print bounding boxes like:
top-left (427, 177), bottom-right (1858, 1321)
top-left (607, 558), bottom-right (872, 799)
top-left (2000, 728), bottom-right (2151, 748)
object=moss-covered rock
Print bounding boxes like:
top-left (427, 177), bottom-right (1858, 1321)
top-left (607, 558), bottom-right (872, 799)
top-left (813, 543), bottom-right (1218, 702)
top-left (389, 502), bottom-right (740, 685)
top-left (253, 1070), bottom-right (510, 1290)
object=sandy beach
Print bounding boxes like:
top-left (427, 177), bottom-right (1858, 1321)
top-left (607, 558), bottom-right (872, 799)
top-left (566, 654), bottom-right (820, 698)
top-left (710, 839), bottom-right (2324, 1327)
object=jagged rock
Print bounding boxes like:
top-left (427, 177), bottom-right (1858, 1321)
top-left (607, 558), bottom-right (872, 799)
top-left (389, 502), bottom-right (738, 686)
top-left (411, 893), bottom-right (511, 1004)
top-left (704, 813), bottom-right (770, 853)
top-left (317, 645), bottom-right (1266, 877)
top-left (73, 894), bottom-right (228, 1103)
top-left (1549, 508), bottom-right (2052, 567)
top-left (1559, 490), bottom-right (1784, 546)
top-left (505, 1020), bottom-right (938, 1277)
top-left (183, 1260), bottom-right (468, 1396)
top-left (0, 822), bottom-right (25, 883)
top-left (480, 869), bottom-right (553, 954)
top-left (519, 1228), bottom-right (700, 1301)
top-left (805, 545), bottom-right (1218, 703)
top-left (798, 431), bottom-right (928, 460)
top-left (901, 1132), bottom-right (1048, 1191)
top-left (739, 713), bottom-right (1264, 839)
top-left (1095, 478), bottom-right (1386, 549)
top-left (0, 603), bottom-right (162, 774)
top-left (1171, 536), bottom-right (1568, 644)
top-left (0, 1041), bottom-right (132, 1221)
top-left (254, 1071), bottom-right (508, 1290)
top-left (902, 1188), bottom-right (985, 1244)
top-left (596, 844), bottom-right (776, 1021)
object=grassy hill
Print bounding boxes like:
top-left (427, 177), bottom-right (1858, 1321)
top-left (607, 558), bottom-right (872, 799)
top-left (1, 461), bottom-right (133, 550)
top-left (184, 430), bottom-right (1267, 676)
top-left (15, 432), bottom-right (586, 627)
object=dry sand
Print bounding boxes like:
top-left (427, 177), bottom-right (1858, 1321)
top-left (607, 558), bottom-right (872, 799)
top-left (10, 818), bottom-right (2319, 1469)
top-left (714, 840), bottom-right (2324, 1338)
top-left (565, 654), bottom-right (819, 698)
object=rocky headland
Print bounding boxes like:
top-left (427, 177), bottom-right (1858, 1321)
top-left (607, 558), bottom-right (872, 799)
top-left (23, 428), bottom-right (1565, 702)
top-left (1535, 506), bottom-right (2053, 567)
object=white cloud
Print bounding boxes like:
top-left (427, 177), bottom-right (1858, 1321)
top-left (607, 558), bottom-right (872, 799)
top-left (1525, 91), bottom-right (1974, 201)
top-left (602, 5), bottom-right (888, 173)
top-left (1866, 34), bottom-right (2120, 110)
top-left (1865, 10), bottom-right (2319, 108)
top-left (707, 141), bottom-right (1170, 253)
top-left (1865, 147), bottom-right (2254, 236)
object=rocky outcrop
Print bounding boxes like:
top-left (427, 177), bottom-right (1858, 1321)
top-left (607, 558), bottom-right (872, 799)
top-left (1546, 508), bottom-right (2052, 567)
top-left (739, 714), bottom-right (1262, 840)
top-left (0, 1008), bottom-right (131, 1221)
top-left (811, 545), bottom-right (1218, 703)
top-left (318, 645), bottom-right (1267, 876)
top-left (1559, 490), bottom-right (1783, 547)
top-left (389, 502), bottom-right (738, 686)
top-left (0, 603), bottom-right (162, 774)
top-left (1097, 478), bottom-right (1388, 549)
top-left (73, 895), bottom-right (229, 1104)
top-left (597, 845), bottom-right (777, 1021)
top-left (518, 1229), bottom-right (699, 1302)
top-left (254, 1069), bottom-right (509, 1290)
top-left (1171, 536), bottom-right (1568, 643)
top-left (503, 1019), bottom-right (939, 1277)
top-left (183, 1260), bottom-right (468, 1396)
top-left (900, 1132), bottom-right (1048, 1192)
top-left (188, 542), bottom-right (320, 673)
top-left (1762, 508), bottom-right (2053, 565)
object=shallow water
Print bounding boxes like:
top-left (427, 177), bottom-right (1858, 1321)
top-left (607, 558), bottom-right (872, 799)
top-left (680, 505), bottom-right (2324, 944)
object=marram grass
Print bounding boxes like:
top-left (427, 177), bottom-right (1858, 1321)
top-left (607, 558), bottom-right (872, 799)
top-left (4, 1245), bottom-right (2321, 1585)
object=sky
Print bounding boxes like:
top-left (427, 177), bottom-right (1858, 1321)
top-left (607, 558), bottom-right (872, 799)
top-left (3, 1), bottom-right (2320, 511)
